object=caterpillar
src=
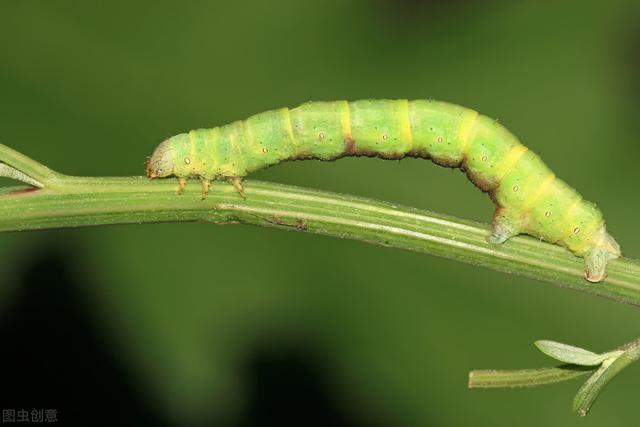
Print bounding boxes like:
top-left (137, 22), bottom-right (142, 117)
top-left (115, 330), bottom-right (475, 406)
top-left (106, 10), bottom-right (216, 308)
top-left (146, 99), bottom-right (621, 282)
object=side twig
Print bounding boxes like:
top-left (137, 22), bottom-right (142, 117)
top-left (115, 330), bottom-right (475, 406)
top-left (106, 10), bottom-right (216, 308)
top-left (470, 338), bottom-right (640, 416)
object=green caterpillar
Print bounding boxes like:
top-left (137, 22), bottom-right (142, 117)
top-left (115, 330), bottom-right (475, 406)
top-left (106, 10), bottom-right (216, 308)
top-left (146, 99), bottom-right (621, 282)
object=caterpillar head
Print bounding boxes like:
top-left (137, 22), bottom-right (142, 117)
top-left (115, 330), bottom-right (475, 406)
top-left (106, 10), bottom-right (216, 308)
top-left (147, 139), bottom-right (175, 178)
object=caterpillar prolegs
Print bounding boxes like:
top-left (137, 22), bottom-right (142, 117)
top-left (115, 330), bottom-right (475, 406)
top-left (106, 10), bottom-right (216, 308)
top-left (146, 99), bottom-right (621, 282)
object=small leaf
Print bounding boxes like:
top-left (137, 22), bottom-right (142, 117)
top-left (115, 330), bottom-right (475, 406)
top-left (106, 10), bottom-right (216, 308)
top-left (535, 340), bottom-right (608, 366)
top-left (573, 361), bottom-right (609, 416)
top-left (573, 352), bottom-right (630, 416)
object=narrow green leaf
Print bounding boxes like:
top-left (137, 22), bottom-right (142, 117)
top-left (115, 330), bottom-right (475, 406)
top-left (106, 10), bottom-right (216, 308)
top-left (535, 340), bottom-right (607, 366)
top-left (468, 365), bottom-right (594, 388)
top-left (573, 348), bottom-right (640, 416)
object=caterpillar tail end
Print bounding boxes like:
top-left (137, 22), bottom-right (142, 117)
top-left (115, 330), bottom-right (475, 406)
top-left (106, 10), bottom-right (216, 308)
top-left (488, 223), bottom-right (518, 244)
top-left (487, 208), bottom-right (521, 244)
top-left (583, 226), bottom-right (621, 283)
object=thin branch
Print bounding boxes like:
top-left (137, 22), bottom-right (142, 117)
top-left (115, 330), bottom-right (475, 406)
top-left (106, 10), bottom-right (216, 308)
top-left (469, 337), bottom-right (640, 416)
top-left (0, 144), bottom-right (60, 184)
top-left (0, 143), bottom-right (639, 307)
top-left (468, 365), bottom-right (595, 388)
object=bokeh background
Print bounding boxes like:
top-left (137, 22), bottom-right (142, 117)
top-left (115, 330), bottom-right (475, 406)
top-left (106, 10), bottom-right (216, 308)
top-left (1, 1), bottom-right (639, 425)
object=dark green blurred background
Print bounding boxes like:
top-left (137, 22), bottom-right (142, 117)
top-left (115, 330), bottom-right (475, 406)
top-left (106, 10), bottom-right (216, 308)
top-left (1, 1), bottom-right (639, 426)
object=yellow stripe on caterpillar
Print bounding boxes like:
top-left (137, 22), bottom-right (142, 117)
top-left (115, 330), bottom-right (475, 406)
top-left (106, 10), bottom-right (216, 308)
top-left (458, 109), bottom-right (478, 153)
top-left (495, 144), bottom-right (528, 182)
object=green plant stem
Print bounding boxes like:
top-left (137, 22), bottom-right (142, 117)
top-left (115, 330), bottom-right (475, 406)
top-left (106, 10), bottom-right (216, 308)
top-left (1, 144), bottom-right (639, 306)
top-left (468, 365), bottom-right (595, 388)
top-left (2, 176), bottom-right (640, 305)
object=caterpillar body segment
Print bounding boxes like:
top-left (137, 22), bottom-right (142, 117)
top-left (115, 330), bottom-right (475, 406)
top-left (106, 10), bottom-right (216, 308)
top-left (146, 99), bottom-right (621, 282)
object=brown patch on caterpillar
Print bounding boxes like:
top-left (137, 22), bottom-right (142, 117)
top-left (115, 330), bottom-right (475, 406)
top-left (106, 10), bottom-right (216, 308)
top-left (432, 157), bottom-right (463, 168)
top-left (471, 177), bottom-right (495, 193)
top-left (291, 151), bottom-right (315, 161)
top-left (350, 148), bottom-right (386, 158)
top-left (378, 151), bottom-right (407, 160)
top-left (487, 188), bottom-right (501, 205)
top-left (342, 135), bottom-right (404, 159)
top-left (459, 154), bottom-right (496, 193)
top-left (406, 147), bottom-right (460, 168)
top-left (342, 136), bottom-right (377, 158)
top-left (351, 149), bottom-right (376, 157)
top-left (459, 154), bottom-right (469, 172)
top-left (292, 155), bottom-right (316, 161)
top-left (407, 147), bottom-right (431, 159)
top-left (465, 168), bottom-right (495, 192)
top-left (344, 135), bottom-right (357, 155)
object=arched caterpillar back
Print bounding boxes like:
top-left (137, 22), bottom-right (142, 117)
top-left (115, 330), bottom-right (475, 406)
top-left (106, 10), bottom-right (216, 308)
top-left (147, 99), bottom-right (621, 282)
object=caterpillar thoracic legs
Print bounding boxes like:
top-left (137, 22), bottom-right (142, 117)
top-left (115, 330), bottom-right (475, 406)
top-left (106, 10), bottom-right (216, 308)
top-left (177, 177), bottom-right (187, 195)
top-left (199, 177), bottom-right (211, 199)
top-left (227, 177), bottom-right (246, 199)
